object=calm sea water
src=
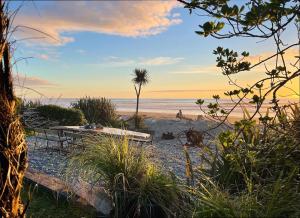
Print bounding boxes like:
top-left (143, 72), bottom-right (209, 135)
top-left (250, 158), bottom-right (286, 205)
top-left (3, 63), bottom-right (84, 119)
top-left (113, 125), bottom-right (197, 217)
top-left (29, 98), bottom-right (299, 117)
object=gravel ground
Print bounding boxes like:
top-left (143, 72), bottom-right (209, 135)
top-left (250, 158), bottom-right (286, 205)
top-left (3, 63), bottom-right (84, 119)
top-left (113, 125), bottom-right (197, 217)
top-left (26, 118), bottom-right (225, 181)
top-left (143, 118), bottom-right (223, 178)
top-left (27, 137), bottom-right (68, 179)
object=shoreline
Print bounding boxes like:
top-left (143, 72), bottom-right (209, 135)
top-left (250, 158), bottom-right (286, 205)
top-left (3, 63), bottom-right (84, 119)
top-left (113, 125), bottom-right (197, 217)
top-left (117, 110), bottom-right (244, 123)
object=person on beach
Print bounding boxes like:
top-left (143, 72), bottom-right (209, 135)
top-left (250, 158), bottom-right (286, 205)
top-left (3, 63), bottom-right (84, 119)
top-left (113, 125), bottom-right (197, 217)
top-left (176, 109), bottom-right (183, 119)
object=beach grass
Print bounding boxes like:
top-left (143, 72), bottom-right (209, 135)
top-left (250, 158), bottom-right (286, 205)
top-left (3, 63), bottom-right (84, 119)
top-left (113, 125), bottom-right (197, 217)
top-left (66, 136), bottom-right (185, 217)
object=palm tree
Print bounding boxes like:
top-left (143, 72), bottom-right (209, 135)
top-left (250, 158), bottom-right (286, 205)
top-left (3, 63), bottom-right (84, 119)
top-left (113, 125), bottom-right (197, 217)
top-left (132, 68), bottom-right (149, 128)
top-left (0, 1), bottom-right (27, 217)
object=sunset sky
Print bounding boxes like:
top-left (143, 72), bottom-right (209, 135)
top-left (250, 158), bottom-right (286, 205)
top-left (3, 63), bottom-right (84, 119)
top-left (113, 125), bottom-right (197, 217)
top-left (10, 1), bottom-right (299, 99)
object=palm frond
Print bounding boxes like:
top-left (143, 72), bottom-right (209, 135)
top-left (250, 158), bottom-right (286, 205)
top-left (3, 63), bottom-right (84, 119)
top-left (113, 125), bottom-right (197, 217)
top-left (132, 68), bottom-right (149, 85)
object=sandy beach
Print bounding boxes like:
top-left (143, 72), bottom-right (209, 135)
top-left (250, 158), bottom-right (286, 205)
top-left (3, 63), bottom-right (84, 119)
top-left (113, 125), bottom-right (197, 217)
top-left (118, 110), bottom-right (244, 123)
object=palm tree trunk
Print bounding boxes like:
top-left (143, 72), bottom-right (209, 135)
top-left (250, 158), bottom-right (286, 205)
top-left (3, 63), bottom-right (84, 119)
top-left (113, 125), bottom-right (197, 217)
top-left (135, 94), bottom-right (140, 128)
top-left (135, 84), bottom-right (142, 129)
top-left (0, 2), bottom-right (27, 217)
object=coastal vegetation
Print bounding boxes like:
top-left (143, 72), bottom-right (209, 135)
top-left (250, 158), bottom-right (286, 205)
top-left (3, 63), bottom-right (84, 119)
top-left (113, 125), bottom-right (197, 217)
top-left (72, 97), bottom-right (121, 127)
top-left (67, 136), bottom-right (185, 218)
top-left (36, 105), bottom-right (86, 126)
top-left (179, 0), bottom-right (300, 217)
top-left (188, 106), bottom-right (300, 217)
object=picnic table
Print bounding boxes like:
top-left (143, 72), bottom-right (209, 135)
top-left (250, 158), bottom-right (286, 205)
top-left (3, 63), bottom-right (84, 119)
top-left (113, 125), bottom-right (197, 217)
top-left (50, 126), bottom-right (152, 145)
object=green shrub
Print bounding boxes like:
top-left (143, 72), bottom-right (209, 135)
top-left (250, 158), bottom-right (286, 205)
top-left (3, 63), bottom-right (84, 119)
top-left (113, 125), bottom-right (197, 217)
top-left (72, 97), bottom-right (120, 127)
top-left (191, 170), bottom-right (300, 218)
top-left (67, 136), bottom-right (184, 218)
top-left (188, 112), bottom-right (300, 217)
top-left (191, 177), bottom-right (260, 218)
top-left (36, 105), bottom-right (86, 126)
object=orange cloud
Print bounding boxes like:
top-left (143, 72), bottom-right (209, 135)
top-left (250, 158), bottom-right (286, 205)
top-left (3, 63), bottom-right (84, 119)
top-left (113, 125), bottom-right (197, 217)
top-left (13, 74), bottom-right (57, 87)
top-left (169, 65), bottom-right (220, 74)
top-left (13, 1), bottom-right (181, 45)
top-left (149, 89), bottom-right (225, 93)
top-left (245, 48), bottom-right (299, 71)
top-left (36, 54), bottom-right (49, 60)
top-left (140, 57), bottom-right (184, 66)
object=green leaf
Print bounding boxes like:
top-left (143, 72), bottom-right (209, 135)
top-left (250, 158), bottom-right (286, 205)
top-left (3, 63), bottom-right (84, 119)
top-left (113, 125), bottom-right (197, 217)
top-left (241, 51), bottom-right (249, 57)
top-left (255, 83), bottom-right (263, 89)
top-left (213, 95), bottom-right (220, 100)
top-left (196, 99), bottom-right (205, 105)
top-left (252, 95), bottom-right (260, 103)
top-left (195, 31), bottom-right (204, 35)
top-left (216, 22), bottom-right (225, 31)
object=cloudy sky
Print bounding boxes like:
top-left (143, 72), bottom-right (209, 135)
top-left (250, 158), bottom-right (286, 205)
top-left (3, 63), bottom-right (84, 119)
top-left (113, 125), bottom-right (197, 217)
top-left (10, 1), bottom-right (299, 99)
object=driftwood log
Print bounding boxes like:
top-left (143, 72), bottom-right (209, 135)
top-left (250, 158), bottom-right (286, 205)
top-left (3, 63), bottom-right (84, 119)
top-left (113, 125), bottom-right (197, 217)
top-left (161, 132), bottom-right (175, 140)
top-left (184, 128), bottom-right (204, 147)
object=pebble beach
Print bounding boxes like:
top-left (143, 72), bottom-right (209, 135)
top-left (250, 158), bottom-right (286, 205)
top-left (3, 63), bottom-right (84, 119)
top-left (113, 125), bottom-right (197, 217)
top-left (26, 112), bottom-right (227, 182)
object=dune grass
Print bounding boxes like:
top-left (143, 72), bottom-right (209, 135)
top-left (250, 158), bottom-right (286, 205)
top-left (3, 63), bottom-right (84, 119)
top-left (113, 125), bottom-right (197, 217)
top-left (67, 136), bottom-right (186, 218)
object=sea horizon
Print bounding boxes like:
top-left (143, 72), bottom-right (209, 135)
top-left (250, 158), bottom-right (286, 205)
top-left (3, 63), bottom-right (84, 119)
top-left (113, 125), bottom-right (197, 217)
top-left (24, 97), bottom-right (299, 117)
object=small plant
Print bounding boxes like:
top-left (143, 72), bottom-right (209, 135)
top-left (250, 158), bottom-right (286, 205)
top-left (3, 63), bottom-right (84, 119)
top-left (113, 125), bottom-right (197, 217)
top-left (72, 97), bottom-right (120, 127)
top-left (67, 136), bottom-right (184, 218)
top-left (36, 105), bottom-right (86, 126)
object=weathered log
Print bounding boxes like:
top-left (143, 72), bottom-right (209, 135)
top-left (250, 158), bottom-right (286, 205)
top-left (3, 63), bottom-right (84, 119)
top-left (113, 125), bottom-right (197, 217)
top-left (184, 128), bottom-right (204, 147)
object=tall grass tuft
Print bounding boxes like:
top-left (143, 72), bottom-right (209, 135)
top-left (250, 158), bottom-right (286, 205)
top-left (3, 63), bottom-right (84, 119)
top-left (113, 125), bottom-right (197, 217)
top-left (289, 104), bottom-right (300, 142)
top-left (191, 170), bottom-right (300, 218)
top-left (67, 136), bottom-right (185, 218)
top-left (72, 97), bottom-right (121, 127)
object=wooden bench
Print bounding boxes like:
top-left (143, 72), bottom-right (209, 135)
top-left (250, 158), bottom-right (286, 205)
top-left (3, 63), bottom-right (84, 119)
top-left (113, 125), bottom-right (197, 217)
top-left (129, 136), bottom-right (153, 146)
top-left (130, 129), bottom-right (154, 146)
top-left (49, 126), bottom-right (154, 147)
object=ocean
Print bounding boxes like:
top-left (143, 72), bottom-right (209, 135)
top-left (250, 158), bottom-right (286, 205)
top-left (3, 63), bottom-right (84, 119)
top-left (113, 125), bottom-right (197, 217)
top-left (29, 98), bottom-right (299, 117)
